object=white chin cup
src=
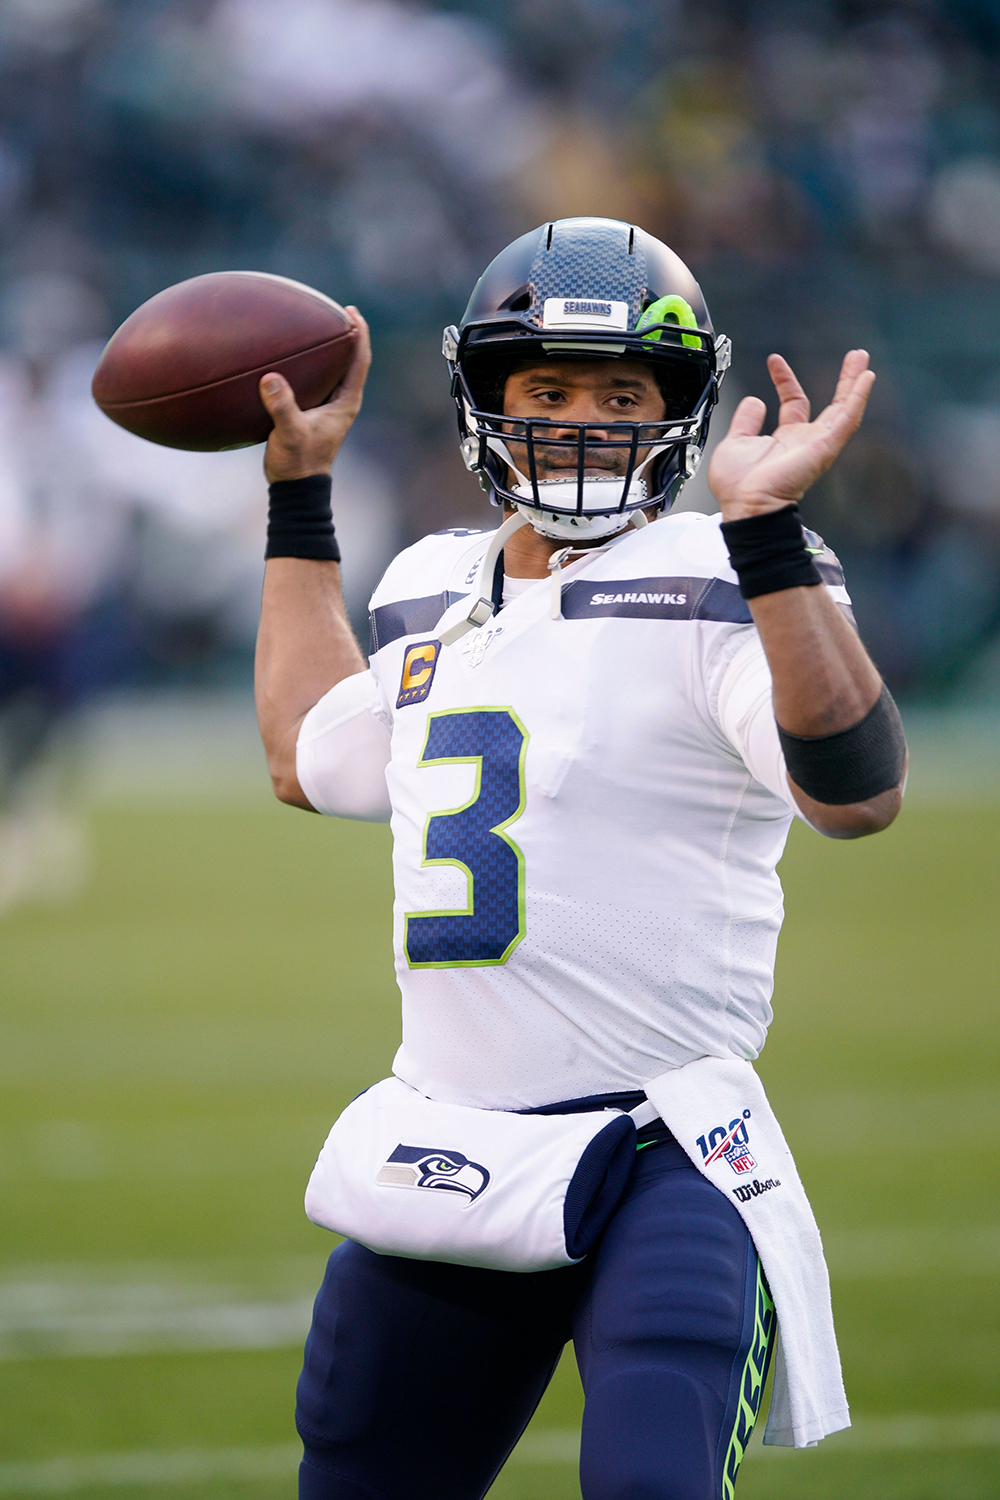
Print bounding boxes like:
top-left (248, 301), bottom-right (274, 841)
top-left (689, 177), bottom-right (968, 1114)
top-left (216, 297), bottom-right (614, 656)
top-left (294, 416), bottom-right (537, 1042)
top-left (511, 476), bottom-right (647, 541)
top-left (514, 506), bottom-right (633, 541)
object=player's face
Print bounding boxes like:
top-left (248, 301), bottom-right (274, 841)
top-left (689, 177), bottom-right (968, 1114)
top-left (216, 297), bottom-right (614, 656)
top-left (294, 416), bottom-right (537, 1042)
top-left (501, 359), bottom-right (667, 479)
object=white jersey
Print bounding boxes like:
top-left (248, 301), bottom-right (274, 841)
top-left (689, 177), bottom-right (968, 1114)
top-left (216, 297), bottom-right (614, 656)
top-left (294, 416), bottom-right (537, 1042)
top-left (297, 511), bottom-right (851, 1110)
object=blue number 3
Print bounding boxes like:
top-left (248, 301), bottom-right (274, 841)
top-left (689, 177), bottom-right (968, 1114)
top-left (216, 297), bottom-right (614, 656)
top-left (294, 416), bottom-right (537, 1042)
top-left (404, 708), bottom-right (528, 968)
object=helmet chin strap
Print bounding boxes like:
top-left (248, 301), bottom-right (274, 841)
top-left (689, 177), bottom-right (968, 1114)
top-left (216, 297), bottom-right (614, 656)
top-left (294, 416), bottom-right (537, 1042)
top-left (436, 511), bottom-right (529, 646)
top-left (546, 508), bottom-right (647, 620)
top-left (436, 503), bottom-right (649, 646)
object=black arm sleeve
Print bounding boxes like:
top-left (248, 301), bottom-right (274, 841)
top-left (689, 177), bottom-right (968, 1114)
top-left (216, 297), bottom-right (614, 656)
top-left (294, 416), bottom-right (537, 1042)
top-left (777, 685), bottom-right (907, 805)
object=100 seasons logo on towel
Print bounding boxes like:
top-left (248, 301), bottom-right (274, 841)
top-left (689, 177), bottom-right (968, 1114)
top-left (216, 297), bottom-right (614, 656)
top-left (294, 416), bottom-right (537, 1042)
top-left (695, 1111), bottom-right (782, 1203)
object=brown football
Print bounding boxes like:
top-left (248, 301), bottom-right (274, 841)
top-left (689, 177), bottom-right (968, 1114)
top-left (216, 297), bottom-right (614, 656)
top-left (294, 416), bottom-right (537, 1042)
top-left (91, 271), bottom-right (357, 451)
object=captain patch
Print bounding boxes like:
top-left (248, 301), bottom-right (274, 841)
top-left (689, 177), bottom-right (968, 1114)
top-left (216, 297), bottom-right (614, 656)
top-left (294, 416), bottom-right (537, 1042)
top-left (397, 640), bottom-right (441, 707)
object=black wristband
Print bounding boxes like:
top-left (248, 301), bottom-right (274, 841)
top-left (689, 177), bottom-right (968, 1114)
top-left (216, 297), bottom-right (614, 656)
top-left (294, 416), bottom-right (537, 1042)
top-left (720, 504), bottom-right (822, 599)
top-left (778, 685), bottom-right (907, 805)
top-left (265, 474), bottom-right (340, 562)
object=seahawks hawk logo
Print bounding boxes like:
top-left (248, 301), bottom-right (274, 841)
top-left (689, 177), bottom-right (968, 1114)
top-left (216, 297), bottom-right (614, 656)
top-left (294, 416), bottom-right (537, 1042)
top-left (375, 1144), bottom-right (490, 1203)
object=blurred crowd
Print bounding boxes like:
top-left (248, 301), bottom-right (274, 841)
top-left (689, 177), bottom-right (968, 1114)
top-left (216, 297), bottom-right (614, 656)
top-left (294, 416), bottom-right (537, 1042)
top-left (2, 0), bottom-right (1000, 902)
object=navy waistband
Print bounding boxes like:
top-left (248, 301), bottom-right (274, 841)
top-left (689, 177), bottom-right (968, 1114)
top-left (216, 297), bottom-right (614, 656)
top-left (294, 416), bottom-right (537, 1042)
top-left (522, 1090), bottom-right (675, 1149)
top-left (522, 1089), bottom-right (648, 1116)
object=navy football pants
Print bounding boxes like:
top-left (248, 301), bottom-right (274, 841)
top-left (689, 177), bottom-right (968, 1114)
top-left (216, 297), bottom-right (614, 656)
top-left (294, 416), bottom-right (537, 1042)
top-left (296, 1134), bottom-right (775, 1500)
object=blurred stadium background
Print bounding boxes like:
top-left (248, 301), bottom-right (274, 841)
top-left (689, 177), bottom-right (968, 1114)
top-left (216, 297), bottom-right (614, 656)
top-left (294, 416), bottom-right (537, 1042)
top-left (0, 0), bottom-right (999, 1496)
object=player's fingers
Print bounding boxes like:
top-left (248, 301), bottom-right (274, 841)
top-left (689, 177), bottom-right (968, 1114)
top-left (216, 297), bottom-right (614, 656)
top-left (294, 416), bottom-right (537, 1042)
top-left (835, 368), bottom-right (876, 440)
top-left (844, 365), bottom-right (876, 418)
top-left (259, 372), bottom-right (302, 429)
top-left (345, 306), bottom-right (372, 368)
top-left (768, 354), bottom-right (811, 425)
top-left (726, 394), bottom-right (767, 439)
top-left (829, 349), bottom-right (870, 407)
top-left (808, 371), bottom-right (875, 479)
top-left (818, 367), bottom-right (876, 436)
top-left (330, 307), bottom-right (372, 406)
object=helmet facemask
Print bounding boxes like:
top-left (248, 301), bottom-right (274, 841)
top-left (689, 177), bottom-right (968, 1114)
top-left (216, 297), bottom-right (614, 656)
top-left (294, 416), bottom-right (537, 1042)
top-left (448, 323), bottom-right (726, 541)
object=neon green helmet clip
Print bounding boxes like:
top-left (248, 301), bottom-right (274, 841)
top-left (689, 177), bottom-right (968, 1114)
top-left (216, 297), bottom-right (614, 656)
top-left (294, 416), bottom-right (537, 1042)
top-left (636, 295), bottom-right (701, 350)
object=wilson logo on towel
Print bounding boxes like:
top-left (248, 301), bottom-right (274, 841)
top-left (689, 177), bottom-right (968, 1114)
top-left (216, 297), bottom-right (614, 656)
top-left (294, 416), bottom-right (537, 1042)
top-left (732, 1177), bottom-right (781, 1203)
top-left (376, 1144), bottom-right (490, 1202)
top-left (696, 1110), bottom-right (757, 1176)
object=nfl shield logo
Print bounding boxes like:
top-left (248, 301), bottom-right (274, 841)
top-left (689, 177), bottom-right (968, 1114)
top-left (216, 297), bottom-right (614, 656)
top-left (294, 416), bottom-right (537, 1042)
top-left (724, 1141), bottom-right (756, 1175)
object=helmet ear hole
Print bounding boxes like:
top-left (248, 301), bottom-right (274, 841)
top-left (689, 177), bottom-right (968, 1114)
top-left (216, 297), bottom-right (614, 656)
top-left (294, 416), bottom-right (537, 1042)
top-left (655, 363), bottom-right (710, 421)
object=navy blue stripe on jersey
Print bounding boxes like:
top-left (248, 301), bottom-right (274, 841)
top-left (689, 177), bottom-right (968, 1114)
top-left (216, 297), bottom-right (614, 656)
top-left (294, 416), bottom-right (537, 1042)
top-left (803, 529), bottom-right (846, 586)
top-left (370, 592), bottom-right (469, 652)
top-left (560, 576), bottom-right (754, 623)
top-left (372, 562), bottom-right (845, 649)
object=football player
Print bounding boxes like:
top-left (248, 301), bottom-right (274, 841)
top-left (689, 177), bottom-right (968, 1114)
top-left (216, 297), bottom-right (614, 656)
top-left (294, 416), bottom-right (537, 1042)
top-left (254, 217), bottom-right (906, 1500)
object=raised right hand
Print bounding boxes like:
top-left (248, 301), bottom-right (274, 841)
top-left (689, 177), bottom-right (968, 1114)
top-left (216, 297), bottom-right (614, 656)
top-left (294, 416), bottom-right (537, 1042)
top-left (260, 305), bottom-right (372, 483)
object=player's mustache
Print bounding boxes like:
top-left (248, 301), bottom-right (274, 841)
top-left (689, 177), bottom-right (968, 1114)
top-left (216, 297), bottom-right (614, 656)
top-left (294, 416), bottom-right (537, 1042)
top-left (506, 446), bottom-right (626, 473)
top-left (504, 434), bottom-right (649, 478)
top-left (532, 457), bottom-right (630, 475)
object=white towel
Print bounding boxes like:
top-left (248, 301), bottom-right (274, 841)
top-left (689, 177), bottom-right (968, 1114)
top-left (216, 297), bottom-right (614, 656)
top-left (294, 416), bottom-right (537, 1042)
top-left (304, 1076), bottom-right (636, 1271)
top-left (643, 1056), bottom-right (850, 1448)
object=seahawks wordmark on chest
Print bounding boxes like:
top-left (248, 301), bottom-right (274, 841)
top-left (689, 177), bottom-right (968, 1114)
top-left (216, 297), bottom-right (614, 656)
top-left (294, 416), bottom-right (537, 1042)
top-left (372, 576), bottom-right (756, 655)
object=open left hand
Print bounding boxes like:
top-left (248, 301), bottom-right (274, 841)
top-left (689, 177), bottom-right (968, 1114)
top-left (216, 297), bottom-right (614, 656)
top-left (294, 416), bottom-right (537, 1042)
top-left (707, 350), bottom-right (875, 521)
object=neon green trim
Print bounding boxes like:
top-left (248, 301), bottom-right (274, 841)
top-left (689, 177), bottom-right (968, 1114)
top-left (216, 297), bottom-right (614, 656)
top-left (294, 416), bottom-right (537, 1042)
top-left (637, 295), bottom-right (701, 350)
top-left (404, 707), bottom-right (529, 970)
top-left (722, 1260), bottom-right (775, 1500)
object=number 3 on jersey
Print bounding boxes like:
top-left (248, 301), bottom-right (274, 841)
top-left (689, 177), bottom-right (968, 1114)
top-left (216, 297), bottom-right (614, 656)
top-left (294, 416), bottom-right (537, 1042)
top-left (404, 708), bottom-right (528, 968)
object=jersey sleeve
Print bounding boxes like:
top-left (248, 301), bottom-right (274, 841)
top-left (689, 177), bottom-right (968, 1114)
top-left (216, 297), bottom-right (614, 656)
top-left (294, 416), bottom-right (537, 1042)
top-left (802, 526), bottom-right (852, 611)
top-left (296, 669), bottom-right (392, 822)
top-left (714, 635), bottom-right (799, 813)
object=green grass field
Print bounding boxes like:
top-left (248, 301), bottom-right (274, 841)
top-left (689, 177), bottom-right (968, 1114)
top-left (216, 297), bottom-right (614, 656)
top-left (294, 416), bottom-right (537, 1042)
top-left (1, 779), bottom-right (998, 1498)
